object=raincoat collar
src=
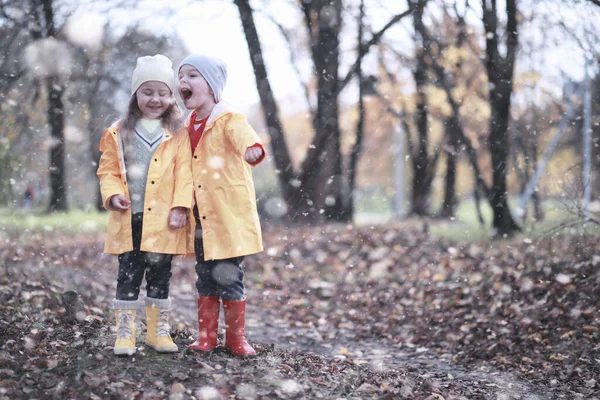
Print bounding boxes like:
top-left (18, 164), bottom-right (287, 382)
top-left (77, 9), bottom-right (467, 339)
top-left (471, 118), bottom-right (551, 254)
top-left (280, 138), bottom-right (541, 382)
top-left (206, 101), bottom-right (236, 128)
top-left (185, 101), bottom-right (237, 132)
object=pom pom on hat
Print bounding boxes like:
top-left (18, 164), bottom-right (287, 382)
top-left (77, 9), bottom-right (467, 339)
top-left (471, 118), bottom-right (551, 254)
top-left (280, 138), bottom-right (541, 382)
top-left (178, 54), bottom-right (227, 102)
top-left (131, 54), bottom-right (175, 95)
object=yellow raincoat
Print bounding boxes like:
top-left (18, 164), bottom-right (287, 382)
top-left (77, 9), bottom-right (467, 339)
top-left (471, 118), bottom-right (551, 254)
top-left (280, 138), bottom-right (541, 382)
top-left (97, 122), bottom-right (194, 255)
top-left (189, 102), bottom-right (264, 261)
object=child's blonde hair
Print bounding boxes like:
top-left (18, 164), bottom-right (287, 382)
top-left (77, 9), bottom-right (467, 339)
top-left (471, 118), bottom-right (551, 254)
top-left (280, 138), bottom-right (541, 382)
top-left (119, 95), bottom-right (183, 145)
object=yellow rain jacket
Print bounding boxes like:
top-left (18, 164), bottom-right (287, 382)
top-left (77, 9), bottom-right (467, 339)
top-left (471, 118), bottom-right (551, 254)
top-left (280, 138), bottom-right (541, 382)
top-left (189, 102), bottom-right (264, 261)
top-left (97, 122), bottom-right (194, 255)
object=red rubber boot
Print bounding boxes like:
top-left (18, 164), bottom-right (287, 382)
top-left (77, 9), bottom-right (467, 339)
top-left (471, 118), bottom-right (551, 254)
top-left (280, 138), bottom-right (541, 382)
top-left (188, 296), bottom-right (220, 351)
top-left (223, 299), bottom-right (256, 357)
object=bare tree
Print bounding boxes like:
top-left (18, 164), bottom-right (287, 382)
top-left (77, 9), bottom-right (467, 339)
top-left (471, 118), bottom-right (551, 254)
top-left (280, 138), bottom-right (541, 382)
top-left (233, 0), bottom-right (296, 213)
top-left (234, 0), bottom-right (414, 223)
top-left (0, 6), bottom-right (32, 206)
top-left (407, 0), bottom-right (436, 216)
top-left (405, 1), bottom-right (489, 225)
top-left (26, 0), bottom-right (69, 212)
top-left (481, 0), bottom-right (522, 235)
top-left (347, 0), bottom-right (367, 220)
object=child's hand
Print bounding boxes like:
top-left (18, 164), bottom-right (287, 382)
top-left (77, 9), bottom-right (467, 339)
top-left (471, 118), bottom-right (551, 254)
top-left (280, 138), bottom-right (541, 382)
top-left (245, 146), bottom-right (264, 164)
top-left (110, 194), bottom-right (131, 212)
top-left (168, 207), bottom-right (187, 229)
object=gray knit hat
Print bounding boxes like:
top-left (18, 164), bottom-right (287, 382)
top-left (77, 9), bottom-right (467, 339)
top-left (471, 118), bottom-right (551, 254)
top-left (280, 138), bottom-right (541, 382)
top-left (178, 54), bottom-right (228, 102)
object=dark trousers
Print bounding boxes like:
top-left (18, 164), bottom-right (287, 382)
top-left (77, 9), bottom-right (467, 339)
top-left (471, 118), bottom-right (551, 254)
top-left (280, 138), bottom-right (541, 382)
top-left (115, 213), bottom-right (173, 300)
top-left (194, 206), bottom-right (245, 300)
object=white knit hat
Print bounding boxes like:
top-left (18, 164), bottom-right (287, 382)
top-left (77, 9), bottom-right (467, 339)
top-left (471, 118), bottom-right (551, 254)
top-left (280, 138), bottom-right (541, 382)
top-left (178, 54), bottom-right (228, 102)
top-left (131, 54), bottom-right (175, 95)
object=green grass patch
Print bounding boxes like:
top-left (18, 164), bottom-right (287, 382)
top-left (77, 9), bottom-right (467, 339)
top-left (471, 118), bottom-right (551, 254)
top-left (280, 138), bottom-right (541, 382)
top-left (354, 192), bottom-right (596, 243)
top-left (0, 207), bottom-right (109, 235)
top-left (429, 197), bottom-right (595, 242)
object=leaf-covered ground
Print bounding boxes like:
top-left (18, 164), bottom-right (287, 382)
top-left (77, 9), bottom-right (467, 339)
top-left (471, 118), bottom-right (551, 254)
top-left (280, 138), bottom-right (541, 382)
top-left (1, 220), bottom-right (599, 399)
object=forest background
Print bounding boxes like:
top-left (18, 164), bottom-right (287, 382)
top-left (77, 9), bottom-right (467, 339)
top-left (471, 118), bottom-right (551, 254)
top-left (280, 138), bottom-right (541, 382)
top-left (0, 0), bottom-right (598, 236)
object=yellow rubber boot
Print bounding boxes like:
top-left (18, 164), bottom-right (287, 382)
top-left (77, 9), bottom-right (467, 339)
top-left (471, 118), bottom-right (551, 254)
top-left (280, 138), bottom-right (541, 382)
top-left (145, 297), bottom-right (178, 353)
top-left (112, 299), bottom-right (138, 356)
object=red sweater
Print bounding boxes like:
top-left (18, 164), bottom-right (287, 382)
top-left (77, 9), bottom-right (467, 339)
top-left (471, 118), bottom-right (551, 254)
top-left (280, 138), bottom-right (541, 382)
top-left (188, 112), bottom-right (208, 152)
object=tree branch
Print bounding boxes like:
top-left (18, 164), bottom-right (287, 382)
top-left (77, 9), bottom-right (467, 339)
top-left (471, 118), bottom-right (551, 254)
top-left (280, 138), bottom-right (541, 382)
top-left (414, 8), bottom-right (491, 198)
top-left (338, 5), bottom-right (415, 93)
top-left (300, 1), bottom-right (318, 68)
top-left (372, 88), bottom-right (417, 163)
top-left (260, 10), bottom-right (316, 127)
top-left (482, 0), bottom-right (499, 84)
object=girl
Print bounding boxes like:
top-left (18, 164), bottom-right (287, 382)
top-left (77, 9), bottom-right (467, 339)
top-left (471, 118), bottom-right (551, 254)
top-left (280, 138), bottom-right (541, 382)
top-left (177, 54), bottom-right (265, 357)
top-left (97, 54), bottom-right (193, 356)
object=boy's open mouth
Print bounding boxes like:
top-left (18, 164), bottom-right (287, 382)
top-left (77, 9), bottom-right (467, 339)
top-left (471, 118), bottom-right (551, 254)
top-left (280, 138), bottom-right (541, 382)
top-left (181, 88), bottom-right (193, 100)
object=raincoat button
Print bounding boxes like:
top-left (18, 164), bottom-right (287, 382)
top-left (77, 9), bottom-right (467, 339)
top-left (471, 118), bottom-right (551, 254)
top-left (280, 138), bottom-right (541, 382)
top-left (202, 216), bottom-right (206, 220)
top-left (154, 158), bottom-right (158, 162)
top-left (198, 184), bottom-right (201, 188)
top-left (194, 155), bottom-right (197, 159)
top-left (148, 208), bottom-right (151, 211)
top-left (151, 181), bottom-right (155, 184)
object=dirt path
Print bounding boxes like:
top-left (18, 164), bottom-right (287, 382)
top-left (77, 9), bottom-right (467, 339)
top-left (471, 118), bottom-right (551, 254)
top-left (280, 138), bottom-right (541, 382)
top-left (174, 285), bottom-right (550, 400)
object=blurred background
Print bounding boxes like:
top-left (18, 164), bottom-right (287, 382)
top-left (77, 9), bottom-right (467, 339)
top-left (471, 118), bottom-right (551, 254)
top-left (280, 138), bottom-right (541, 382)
top-left (1, 0), bottom-right (599, 237)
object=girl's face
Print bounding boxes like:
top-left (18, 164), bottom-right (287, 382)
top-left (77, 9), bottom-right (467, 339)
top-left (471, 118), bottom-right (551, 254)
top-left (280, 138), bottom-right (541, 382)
top-left (178, 65), bottom-right (215, 111)
top-left (136, 81), bottom-right (172, 119)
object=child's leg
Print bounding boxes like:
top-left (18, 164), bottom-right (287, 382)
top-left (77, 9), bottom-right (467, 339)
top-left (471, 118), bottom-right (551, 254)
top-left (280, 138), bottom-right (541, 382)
top-left (194, 260), bottom-right (223, 297)
top-left (144, 296), bottom-right (178, 353)
top-left (115, 213), bottom-right (145, 300)
top-left (112, 299), bottom-right (138, 355)
top-left (220, 257), bottom-right (256, 357)
top-left (189, 256), bottom-right (245, 352)
top-left (189, 251), bottom-right (221, 351)
top-left (191, 208), bottom-right (245, 300)
top-left (193, 212), bottom-right (220, 297)
top-left (189, 209), bottom-right (221, 351)
top-left (188, 295), bottom-right (220, 351)
top-left (112, 252), bottom-right (142, 355)
top-left (212, 256), bottom-right (245, 301)
top-left (115, 254), bottom-right (145, 300)
top-left (144, 253), bottom-right (173, 299)
top-left (143, 252), bottom-right (177, 352)
top-left (112, 213), bottom-right (144, 355)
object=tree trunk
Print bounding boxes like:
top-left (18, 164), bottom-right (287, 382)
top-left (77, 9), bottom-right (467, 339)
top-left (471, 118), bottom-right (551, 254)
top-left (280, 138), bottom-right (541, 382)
top-left (300, 0), bottom-right (346, 223)
top-left (591, 67), bottom-right (600, 199)
top-left (346, 0), bottom-right (367, 221)
top-left (86, 106), bottom-right (105, 212)
top-left (234, 0), bottom-right (305, 219)
top-left (488, 89), bottom-right (519, 234)
top-left (531, 139), bottom-right (544, 223)
top-left (46, 75), bottom-right (68, 212)
top-left (441, 119), bottom-right (457, 218)
top-left (409, 0), bottom-right (432, 216)
top-left (483, 0), bottom-right (520, 236)
top-left (0, 155), bottom-right (14, 206)
top-left (35, 0), bottom-right (68, 212)
top-left (519, 132), bottom-right (530, 221)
